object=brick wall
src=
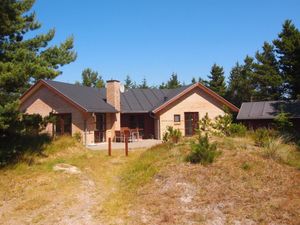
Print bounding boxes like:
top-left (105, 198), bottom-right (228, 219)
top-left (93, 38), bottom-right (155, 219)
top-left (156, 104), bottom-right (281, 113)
top-left (157, 88), bottom-right (225, 139)
top-left (20, 85), bottom-right (95, 144)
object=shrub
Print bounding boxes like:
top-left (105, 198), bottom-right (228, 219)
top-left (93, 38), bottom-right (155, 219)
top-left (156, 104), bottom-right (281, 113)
top-left (198, 113), bottom-right (212, 132)
top-left (262, 137), bottom-right (282, 160)
top-left (213, 112), bottom-right (232, 136)
top-left (162, 126), bottom-right (182, 144)
top-left (73, 132), bottom-right (82, 142)
top-left (229, 123), bottom-right (247, 137)
top-left (274, 108), bottom-right (293, 133)
top-left (253, 128), bottom-right (270, 147)
top-left (241, 162), bottom-right (251, 170)
top-left (186, 133), bottom-right (219, 164)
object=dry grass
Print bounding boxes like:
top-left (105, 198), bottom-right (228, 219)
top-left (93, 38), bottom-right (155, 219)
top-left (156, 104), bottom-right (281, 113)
top-left (0, 136), bottom-right (144, 225)
top-left (0, 135), bottom-right (299, 225)
top-left (113, 136), bottom-right (300, 225)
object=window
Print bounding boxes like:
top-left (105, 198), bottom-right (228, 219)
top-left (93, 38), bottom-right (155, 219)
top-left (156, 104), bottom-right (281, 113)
top-left (174, 114), bottom-right (181, 122)
top-left (55, 113), bottom-right (72, 135)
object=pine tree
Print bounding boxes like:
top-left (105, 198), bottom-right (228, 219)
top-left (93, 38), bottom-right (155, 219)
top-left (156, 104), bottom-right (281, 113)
top-left (252, 42), bottom-right (282, 100)
top-left (139, 77), bottom-right (149, 89)
top-left (124, 75), bottom-right (136, 89)
top-left (207, 64), bottom-right (226, 97)
top-left (226, 57), bottom-right (255, 107)
top-left (273, 20), bottom-right (300, 99)
top-left (81, 68), bottom-right (105, 88)
top-left (191, 77), bottom-right (197, 84)
top-left (0, 0), bottom-right (76, 133)
top-left (167, 73), bottom-right (181, 88)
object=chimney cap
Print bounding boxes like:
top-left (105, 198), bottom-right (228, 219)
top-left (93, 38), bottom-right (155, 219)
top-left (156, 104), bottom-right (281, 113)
top-left (106, 79), bottom-right (120, 83)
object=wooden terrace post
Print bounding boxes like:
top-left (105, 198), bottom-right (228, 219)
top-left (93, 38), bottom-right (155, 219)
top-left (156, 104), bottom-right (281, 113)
top-left (125, 135), bottom-right (128, 157)
top-left (108, 137), bottom-right (111, 156)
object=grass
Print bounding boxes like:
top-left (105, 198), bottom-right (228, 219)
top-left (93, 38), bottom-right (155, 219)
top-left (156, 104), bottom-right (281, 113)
top-left (100, 143), bottom-right (179, 220)
top-left (0, 134), bottom-right (299, 224)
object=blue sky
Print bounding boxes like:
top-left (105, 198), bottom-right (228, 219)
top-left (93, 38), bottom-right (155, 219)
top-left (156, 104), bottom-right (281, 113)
top-left (32, 0), bottom-right (300, 86)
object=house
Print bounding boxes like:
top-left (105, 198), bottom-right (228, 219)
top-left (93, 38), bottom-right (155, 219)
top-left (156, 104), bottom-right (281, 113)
top-left (20, 79), bottom-right (239, 145)
top-left (236, 100), bottom-right (300, 130)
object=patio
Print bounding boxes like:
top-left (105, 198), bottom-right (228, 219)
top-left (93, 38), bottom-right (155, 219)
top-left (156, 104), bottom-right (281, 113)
top-left (87, 139), bottom-right (162, 150)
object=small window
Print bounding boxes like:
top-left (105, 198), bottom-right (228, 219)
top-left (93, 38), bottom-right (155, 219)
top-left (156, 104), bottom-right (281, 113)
top-left (174, 114), bottom-right (181, 122)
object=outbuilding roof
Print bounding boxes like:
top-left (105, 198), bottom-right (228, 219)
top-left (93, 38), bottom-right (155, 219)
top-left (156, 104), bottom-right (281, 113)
top-left (237, 100), bottom-right (300, 120)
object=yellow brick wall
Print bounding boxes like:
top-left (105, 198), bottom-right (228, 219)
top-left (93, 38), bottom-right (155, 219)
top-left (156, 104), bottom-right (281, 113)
top-left (20, 86), bottom-right (95, 145)
top-left (157, 88), bottom-right (225, 139)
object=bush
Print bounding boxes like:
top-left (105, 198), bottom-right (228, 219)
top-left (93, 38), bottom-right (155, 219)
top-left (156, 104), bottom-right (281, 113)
top-left (253, 128), bottom-right (270, 147)
top-left (73, 132), bottom-right (82, 142)
top-left (198, 113), bottom-right (212, 132)
top-left (229, 123), bottom-right (247, 137)
top-left (186, 133), bottom-right (219, 164)
top-left (262, 137), bottom-right (282, 160)
top-left (162, 126), bottom-right (182, 144)
top-left (274, 108), bottom-right (293, 133)
top-left (213, 112), bottom-right (233, 136)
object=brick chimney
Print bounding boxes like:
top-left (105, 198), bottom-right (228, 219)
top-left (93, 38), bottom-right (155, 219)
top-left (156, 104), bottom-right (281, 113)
top-left (106, 80), bottom-right (121, 133)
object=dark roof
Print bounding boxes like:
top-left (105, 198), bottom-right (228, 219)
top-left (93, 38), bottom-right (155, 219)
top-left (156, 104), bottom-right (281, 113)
top-left (98, 85), bottom-right (192, 113)
top-left (237, 100), bottom-right (300, 120)
top-left (43, 80), bottom-right (117, 113)
top-left (44, 80), bottom-right (192, 113)
top-left (22, 80), bottom-right (237, 114)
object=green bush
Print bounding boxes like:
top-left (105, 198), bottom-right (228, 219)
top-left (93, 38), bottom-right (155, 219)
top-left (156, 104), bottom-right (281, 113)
top-left (162, 126), bottom-right (182, 144)
top-left (229, 123), bottom-right (247, 137)
top-left (198, 113), bottom-right (212, 132)
top-left (186, 133), bottom-right (219, 164)
top-left (253, 128), bottom-right (270, 147)
top-left (73, 132), bottom-right (82, 142)
top-left (213, 112), bottom-right (233, 136)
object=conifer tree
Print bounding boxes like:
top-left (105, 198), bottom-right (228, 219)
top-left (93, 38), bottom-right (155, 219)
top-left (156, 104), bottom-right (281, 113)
top-left (252, 42), bottom-right (282, 100)
top-left (124, 75), bottom-right (136, 89)
top-left (207, 64), bottom-right (226, 97)
top-left (273, 20), bottom-right (300, 99)
top-left (139, 77), bottom-right (149, 89)
top-left (0, 0), bottom-right (76, 133)
top-left (81, 68), bottom-right (105, 88)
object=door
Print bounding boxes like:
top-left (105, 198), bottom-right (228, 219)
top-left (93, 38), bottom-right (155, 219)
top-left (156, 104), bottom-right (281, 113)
top-left (184, 112), bottom-right (199, 136)
top-left (55, 113), bottom-right (72, 136)
top-left (94, 113), bottom-right (106, 143)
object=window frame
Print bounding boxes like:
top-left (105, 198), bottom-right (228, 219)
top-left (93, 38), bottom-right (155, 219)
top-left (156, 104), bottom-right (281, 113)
top-left (174, 114), bottom-right (181, 123)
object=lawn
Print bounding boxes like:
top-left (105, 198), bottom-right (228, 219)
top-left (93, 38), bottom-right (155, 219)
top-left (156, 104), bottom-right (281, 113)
top-left (0, 135), bottom-right (299, 225)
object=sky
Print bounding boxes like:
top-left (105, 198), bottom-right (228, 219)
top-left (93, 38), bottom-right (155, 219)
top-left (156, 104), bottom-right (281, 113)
top-left (31, 0), bottom-right (300, 86)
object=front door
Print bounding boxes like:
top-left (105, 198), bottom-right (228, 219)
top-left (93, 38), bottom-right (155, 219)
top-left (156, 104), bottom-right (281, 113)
top-left (184, 112), bottom-right (199, 136)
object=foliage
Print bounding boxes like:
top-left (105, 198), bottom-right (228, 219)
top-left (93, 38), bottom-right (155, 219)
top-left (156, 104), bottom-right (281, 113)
top-left (229, 123), bottom-right (247, 137)
top-left (198, 113), bottom-right (212, 132)
top-left (79, 68), bottom-right (105, 88)
top-left (253, 128), bottom-right (271, 147)
top-left (207, 63), bottom-right (226, 97)
top-left (273, 20), bottom-right (300, 99)
top-left (124, 75), bottom-right (137, 89)
top-left (73, 132), bottom-right (82, 142)
top-left (274, 108), bottom-right (293, 132)
top-left (159, 72), bottom-right (182, 89)
top-left (226, 57), bottom-right (255, 107)
top-left (0, 133), bottom-right (51, 167)
top-left (162, 126), bottom-right (182, 144)
top-left (241, 162), bottom-right (251, 170)
top-left (252, 42), bottom-right (282, 100)
top-left (138, 77), bottom-right (149, 89)
top-left (186, 133), bottom-right (218, 164)
top-left (213, 110), bottom-right (233, 136)
top-left (0, 0), bottom-right (76, 135)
